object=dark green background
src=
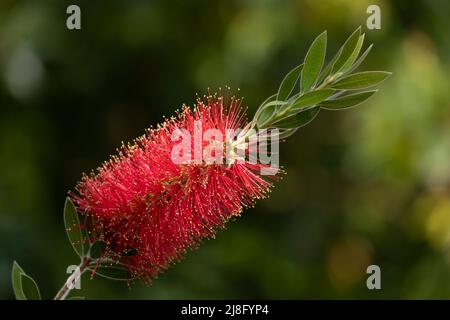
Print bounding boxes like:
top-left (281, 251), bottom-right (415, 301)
top-left (1, 0), bottom-right (450, 299)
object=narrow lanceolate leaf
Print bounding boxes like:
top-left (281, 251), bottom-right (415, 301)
top-left (339, 34), bottom-right (365, 74)
top-left (64, 197), bottom-right (85, 258)
top-left (277, 128), bottom-right (299, 139)
top-left (320, 90), bottom-right (377, 110)
top-left (89, 240), bottom-right (107, 259)
top-left (123, 247), bottom-right (138, 257)
top-left (253, 93), bottom-right (276, 126)
top-left (11, 261), bottom-right (41, 300)
top-left (301, 31), bottom-right (327, 92)
top-left (331, 71), bottom-right (391, 90)
top-left (256, 100), bottom-right (288, 128)
top-left (332, 27), bottom-right (361, 74)
top-left (11, 261), bottom-right (26, 300)
top-left (317, 47), bottom-right (342, 85)
top-left (277, 64), bottom-right (303, 101)
top-left (290, 89), bottom-right (336, 110)
top-left (256, 94), bottom-right (276, 112)
top-left (88, 261), bottom-right (137, 281)
top-left (20, 274), bottom-right (41, 300)
top-left (271, 107), bottom-right (320, 129)
top-left (256, 105), bottom-right (276, 128)
top-left (347, 43), bottom-right (373, 73)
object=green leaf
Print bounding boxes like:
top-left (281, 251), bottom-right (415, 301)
top-left (271, 107), bottom-right (320, 129)
top-left (89, 241), bottom-right (107, 259)
top-left (11, 261), bottom-right (26, 300)
top-left (331, 71), bottom-right (391, 90)
top-left (64, 197), bottom-right (85, 258)
top-left (256, 100), bottom-right (288, 128)
top-left (256, 94), bottom-right (276, 111)
top-left (255, 106), bottom-right (275, 128)
top-left (261, 100), bottom-right (289, 109)
top-left (88, 261), bottom-right (137, 281)
top-left (332, 27), bottom-right (361, 74)
top-left (339, 34), bottom-right (365, 74)
top-left (68, 296), bottom-right (85, 300)
top-left (123, 247), bottom-right (138, 257)
top-left (277, 64), bottom-right (303, 101)
top-left (21, 274), bottom-right (41, 300)
top-left (347, 44), bottom-right (373, 73)
top-left (317, 47), bottom-right (342, 85)
top-left (252, 94), bottom-right (275, 124)
top-left (290, 89), bottom-right (336, 110)
top-left (320, 90), bottom-right (377, 110)
top-left (301, 31), bottom-right (327, 92)
top-left (11, 261), bottom-right (41, 300)
top-left (277, 128), bottom-right (299, 139)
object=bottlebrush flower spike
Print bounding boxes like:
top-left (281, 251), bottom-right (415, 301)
top-left (71, 93), bottom-right (276, 282)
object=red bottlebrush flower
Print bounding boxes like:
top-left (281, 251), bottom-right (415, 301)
top-left (71, 93), bottom-right (276, 282)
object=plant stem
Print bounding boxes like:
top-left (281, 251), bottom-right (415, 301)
top-left (54, 256), bottom-right (91, 300)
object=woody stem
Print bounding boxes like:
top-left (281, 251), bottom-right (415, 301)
top-left (54, 256), bottom-right (91, 300)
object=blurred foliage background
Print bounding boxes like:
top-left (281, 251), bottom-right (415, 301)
top-left (1, 0), bottom-right (450, 299)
